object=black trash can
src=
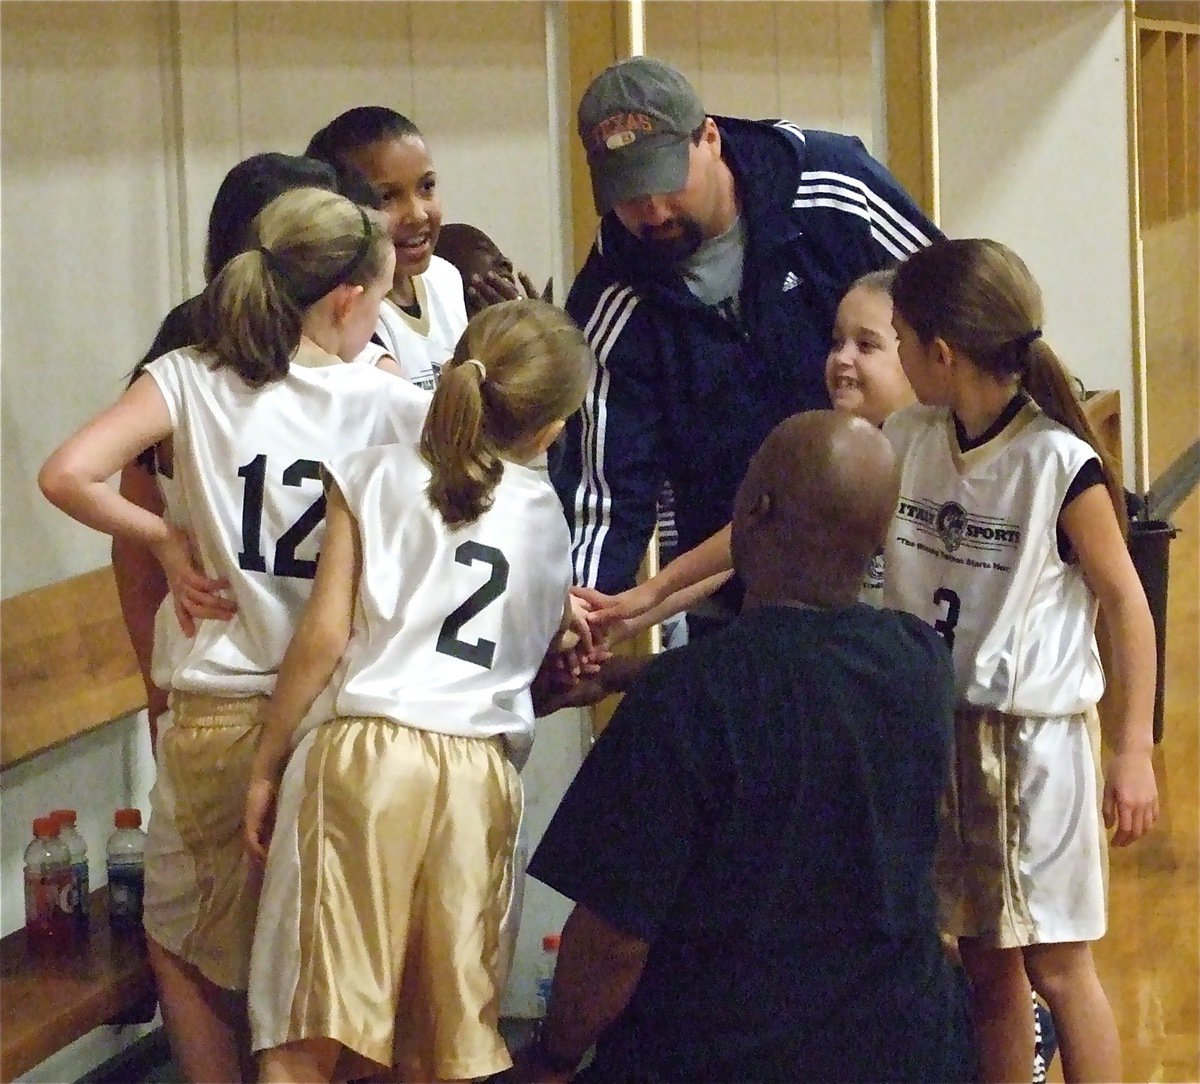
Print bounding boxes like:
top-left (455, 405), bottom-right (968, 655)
top-left (1127, 519), bottom-right (1178, 743)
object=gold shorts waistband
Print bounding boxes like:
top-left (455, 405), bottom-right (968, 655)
top-left (171, 691), bottom-right (267, 729)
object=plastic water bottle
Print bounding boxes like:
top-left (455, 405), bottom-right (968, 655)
top-left (50, 808), bottom-right (89, 932)
top-left (106, 808), bottom-right (146, 932)
top-left (24, 816), bottom-right (72, 951)
top-left (535, 932), bottom-right (560, 1017)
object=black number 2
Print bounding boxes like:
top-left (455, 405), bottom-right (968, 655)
top-left (237, 455), bottom-right (326, 580)
top-left (436, 541), bottom-right (509, 669)
top-left (932, 586), bottom-right (961, 649)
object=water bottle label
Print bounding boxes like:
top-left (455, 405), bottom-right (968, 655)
top-left (535, 976), bottom-right (553, 1017)
top-left (25, 869), bottom-right (71, 932)
top-left (108, 866), bottom-right (144, 927)
top-left (74, 862), bottom-right (90, 921)
top-left (58, 880), bottom-right (80, 915)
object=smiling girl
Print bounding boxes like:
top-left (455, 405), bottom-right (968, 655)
top-left (307, 107), bottom-right (467, 390)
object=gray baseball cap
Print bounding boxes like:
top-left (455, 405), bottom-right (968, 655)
top-left (578, 57), bottom-right (706, 215)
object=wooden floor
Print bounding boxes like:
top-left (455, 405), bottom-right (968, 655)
top-left (1086, 484), bottom-right (1200, 1083)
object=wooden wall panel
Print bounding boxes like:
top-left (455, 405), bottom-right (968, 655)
top-left (644, 2), bottom-right (874, 145)
top-left (1136, 19), bottom-right (1200, 482)
top-left (883, 0), bottom-right (938, 219)
top-left (1139, 30), bottom-right (1170, 223)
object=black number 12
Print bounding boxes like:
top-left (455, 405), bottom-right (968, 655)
top-left (237, 455), bottom-right (325, 580)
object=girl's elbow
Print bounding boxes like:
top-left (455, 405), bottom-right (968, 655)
top-left (38, 459), bottom-right (74, 509)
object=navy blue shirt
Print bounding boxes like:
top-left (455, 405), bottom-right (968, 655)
top-left (529, 604), bottom-right (974, 1083)
top-left (556, 119), bottom-right (940, 593)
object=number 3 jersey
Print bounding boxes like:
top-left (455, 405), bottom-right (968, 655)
top-left (881, 401), bottom-right (1104, 716)
top-left (323, 441), bottom-right (572, 767)
top-left (145, 343), bottom-right (431, 697)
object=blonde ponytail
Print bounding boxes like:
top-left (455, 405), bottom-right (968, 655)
top-left (421, 360), bottom-right (503, 525)
top-left (421, 299), bottom-right (592, 526)
top-left (197, 187), bottom-right (390, 387)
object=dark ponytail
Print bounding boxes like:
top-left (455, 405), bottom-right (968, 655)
top-left (893, 238), bottom-right (1127, 536)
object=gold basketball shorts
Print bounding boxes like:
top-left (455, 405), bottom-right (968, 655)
top-left (143, 692), bottom-right (266, 990)
top-left (935, 704), bottom-right (1107, 948)
top-left (248, 717), bottom-right (521, 1080)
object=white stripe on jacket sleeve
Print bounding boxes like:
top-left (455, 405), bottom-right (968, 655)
top-left (572, 284), bottom-right (640, 586)
top-left (794, 170), bottom-right (931, 259)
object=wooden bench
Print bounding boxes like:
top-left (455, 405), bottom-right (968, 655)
top-left (1, 566), bottom-right (154, 1082)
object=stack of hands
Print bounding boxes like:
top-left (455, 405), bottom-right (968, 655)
top-left (530, 582), bottom-right (663, 716)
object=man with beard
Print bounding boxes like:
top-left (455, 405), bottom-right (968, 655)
top-left (557, 57), bottom-right (940, 633)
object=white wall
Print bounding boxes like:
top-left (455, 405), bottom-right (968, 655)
top-left (936, 0), bottom-right (1136, 480)
top-left (1, 9), bottom-right (176, 1071)
top-left (0, 1), bottom-right (182, 596)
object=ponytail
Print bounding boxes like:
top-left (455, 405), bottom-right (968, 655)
top-left (894, 238), bottom-right (1128, 536)
top-left (196, 187), bottom-right (390, 388)
top-left (421, 299), bottom-right (592, 527)
top-left (421, 360), bottom-right (503, 525)
top-left (1023, 339), bottom-right (1128, 537)
top-left (198, 249), bottom-right (302, 387)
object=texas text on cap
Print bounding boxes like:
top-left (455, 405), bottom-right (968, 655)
top-left (577, 56), bottom-right (706, 215)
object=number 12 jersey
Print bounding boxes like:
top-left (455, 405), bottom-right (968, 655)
top-left (145, 342), bottom-right (431, 697)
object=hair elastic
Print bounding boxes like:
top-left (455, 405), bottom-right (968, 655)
top-left (338, 205), bottom-right (374, 284)
top-left (257, 245), bottom-right (284, 275)
top-left (462, 358), bottom-right (487, 382)
top-left (1014, 327), bottom-right (1043, 350)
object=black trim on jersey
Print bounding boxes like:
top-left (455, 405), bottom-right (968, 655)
top-left (951, 393), bottom-right (1104, 560)
top-left (1057, 457), bottom-right (1105, 561)
top-left (952, 392), bottom-right (1030, 451)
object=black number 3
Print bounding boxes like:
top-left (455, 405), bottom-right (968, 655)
top-left (933, 586), bottom-right (961, 649)
top-left (436, 541), bottom-right (509, 669)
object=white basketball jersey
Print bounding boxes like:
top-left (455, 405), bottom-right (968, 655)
top-left (373, 256), bottom-right (467, 391)
top-left (324, 441), bottom-right (571, 767)
top-left (145, 342), bottom-right (432, 697)
top-left (882, 401), bottom-right (1104, 715)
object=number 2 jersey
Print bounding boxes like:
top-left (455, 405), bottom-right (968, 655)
top-left (881, 400), bottom-right (1104, 716)
top-left (323, 440), bottom-right (572, 768)
top-left (144, 342), bottom-right (431, 697)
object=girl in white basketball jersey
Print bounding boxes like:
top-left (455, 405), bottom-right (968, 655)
top-left (40, 187), bottom-right (430, 1083)
top-left (113, 153), bottom-right (346, 756)
top-left (884, 238), bottom-right (1157, 1083)
top-left (242, 298), bottom-right (590, 1083)
top-left (307, 106), bottom-right (468, 390)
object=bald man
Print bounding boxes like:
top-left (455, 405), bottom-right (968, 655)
top-left (518, 412), bottom-right (975, 1083)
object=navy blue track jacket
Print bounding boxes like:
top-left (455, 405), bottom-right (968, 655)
top-left (555, 117), bottom-right (940, 593)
